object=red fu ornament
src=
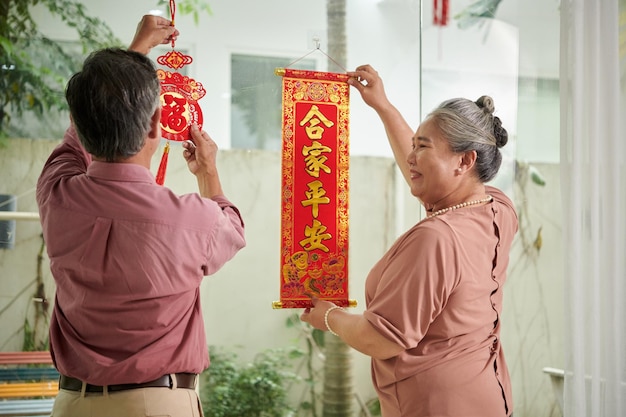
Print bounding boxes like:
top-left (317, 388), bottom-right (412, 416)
top-left (155, 0), bottom-right (206, 185)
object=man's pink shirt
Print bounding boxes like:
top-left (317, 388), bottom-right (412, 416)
top-left (36, 127), bottom-right (245, 385)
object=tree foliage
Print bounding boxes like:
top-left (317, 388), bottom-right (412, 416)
top-left (0, 0), bottom-right (122, 139)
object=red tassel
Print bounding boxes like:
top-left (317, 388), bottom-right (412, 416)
top-left (156, 142), bottom-right (170, 185)
top-left (433, 0), bottom-right (449, 26)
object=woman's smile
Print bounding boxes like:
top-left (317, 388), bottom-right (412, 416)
top-left (409, 168), bottom-right (421, 180)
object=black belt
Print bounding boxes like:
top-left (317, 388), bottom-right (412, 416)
top-left (59, 373), bottom-right (198, 393)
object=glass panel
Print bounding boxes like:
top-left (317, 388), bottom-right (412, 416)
top-left (420, 13), bottom-right (520, 190)
top-left (230, 54), bottom-right (315, 151)
top-left (516, 77), bottom-right (559, 163)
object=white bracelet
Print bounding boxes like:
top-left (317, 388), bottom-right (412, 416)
top-left (324, 305), bottom-right (343, 337)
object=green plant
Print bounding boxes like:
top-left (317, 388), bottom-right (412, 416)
top-left (454, 0), bottom-right (504, 30)
top-left (0, 0), bottom-right (122, 139)
top-left (22, 233), bottom-right (50, 352)
top-left (511, 160), bottom-right (547, 268)
top-left (285, 313), bottom-right (326, 416)
top-left (285, 313), bottom-right (380, 417)
top-left (202, 347), bottom-right (301, 417)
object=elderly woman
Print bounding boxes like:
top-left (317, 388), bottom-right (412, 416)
top-left (301, 65), bottom-right (517, 417)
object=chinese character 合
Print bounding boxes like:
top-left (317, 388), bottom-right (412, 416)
top-left (299, 104), bottom-right (334, 140)
top-left (299, 219), bottom-right (332, 252)
top-left (301, 180), bottom-right (331, 218)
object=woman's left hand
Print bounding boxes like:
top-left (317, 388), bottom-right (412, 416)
top-left (300, 298), bottom-right (341, 332)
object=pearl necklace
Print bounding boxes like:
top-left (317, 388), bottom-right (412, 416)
top-left (427, 195), bottom-right (493, 218)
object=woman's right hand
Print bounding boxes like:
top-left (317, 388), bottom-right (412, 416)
top-left (347, 64), bottom-right (393, 113)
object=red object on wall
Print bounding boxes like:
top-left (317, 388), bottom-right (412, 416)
top-left (275, 68), bottom-right (352, 309)
top-left (154, 0), bottom-right (205, 185)
top-left (433, 0), bottom-right (449, 26)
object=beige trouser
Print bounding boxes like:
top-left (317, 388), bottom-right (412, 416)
top-left (51, 385), bottom-right (204, 417)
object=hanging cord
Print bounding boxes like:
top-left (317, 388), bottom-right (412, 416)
top-left (285, 37), bottom-right (348, 73)
top-left (154, 0), bottom-right (176, 186)
top-left (169, 0), bottom-right (176, 47)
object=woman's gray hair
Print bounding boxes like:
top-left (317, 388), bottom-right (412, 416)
top-left (66, 48), bottom-right (161, 162)
top-left (427, 95), bottom-right (509, 183)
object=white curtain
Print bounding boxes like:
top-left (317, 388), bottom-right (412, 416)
top-left (560, 1), bottom-right (626, 416)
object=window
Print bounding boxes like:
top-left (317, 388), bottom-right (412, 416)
top-left (230, 54), bottom-right (316, 151)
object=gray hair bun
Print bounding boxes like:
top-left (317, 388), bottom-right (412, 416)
top-left (475, 95), bottom-right (508, 148)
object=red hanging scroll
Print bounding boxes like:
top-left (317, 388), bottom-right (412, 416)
top-left (273, 68), bottom-right (355, 309)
